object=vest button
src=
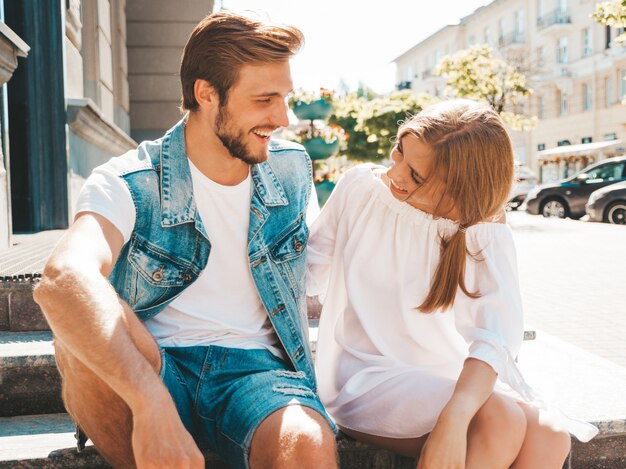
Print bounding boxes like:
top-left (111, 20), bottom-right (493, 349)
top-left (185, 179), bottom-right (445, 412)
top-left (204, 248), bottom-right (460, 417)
top-left (293, 236), bottom-right (303, 252)
top-left (151, 270), bottom-right (164, 282)
top-left (183, 273), bottom-right (192, 283)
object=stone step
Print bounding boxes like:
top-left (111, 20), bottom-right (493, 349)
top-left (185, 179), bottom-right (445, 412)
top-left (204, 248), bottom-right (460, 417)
top-left (0, 415), bottom-right (624, 469)
top-left (0, 331), bottom-right (624, 468)
top-left (0, 331), bottom-right (64, 417)
top-left (0, 413), bottom-right (416, 469)
top-left (0, 231), bottom-right (63, 332)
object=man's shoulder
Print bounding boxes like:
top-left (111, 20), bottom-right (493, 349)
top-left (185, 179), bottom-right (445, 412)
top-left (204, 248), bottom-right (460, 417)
top-left (100, 139), bottom-right (161, 176)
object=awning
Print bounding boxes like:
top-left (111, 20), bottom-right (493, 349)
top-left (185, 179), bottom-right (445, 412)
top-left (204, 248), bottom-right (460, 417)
top-left (537, 140), bottom-right (623, 161)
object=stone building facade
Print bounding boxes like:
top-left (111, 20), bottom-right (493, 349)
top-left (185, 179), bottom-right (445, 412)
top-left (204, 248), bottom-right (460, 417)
top-left (0, 0), bottom-right (214, 250)
top-left (393, 0), bottom-right (626, 182)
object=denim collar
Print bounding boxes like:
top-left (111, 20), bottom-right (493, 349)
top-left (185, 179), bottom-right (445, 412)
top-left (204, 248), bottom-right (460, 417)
top-left (159, 118), bottom-right (288, 230)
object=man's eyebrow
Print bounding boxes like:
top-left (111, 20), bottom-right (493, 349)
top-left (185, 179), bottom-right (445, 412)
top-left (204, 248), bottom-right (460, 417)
top-left (252, 89), bottom-right (294, 98)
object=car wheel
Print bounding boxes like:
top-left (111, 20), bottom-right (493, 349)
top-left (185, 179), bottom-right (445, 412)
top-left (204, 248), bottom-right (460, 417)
top-left (540, 198), bottom-right (569, 218)
top-left (604, 200), bottom-right (626, 225)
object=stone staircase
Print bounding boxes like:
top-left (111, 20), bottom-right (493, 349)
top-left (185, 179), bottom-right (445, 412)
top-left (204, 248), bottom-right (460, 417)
top-left (1, 232), bottom-right (625, 468)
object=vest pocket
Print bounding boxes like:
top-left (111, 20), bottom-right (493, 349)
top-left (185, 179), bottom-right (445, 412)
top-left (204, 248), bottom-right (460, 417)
top-left (269, 215), bottom-right (308, 297)
top-left (126, 234), bottom-right (195, 309)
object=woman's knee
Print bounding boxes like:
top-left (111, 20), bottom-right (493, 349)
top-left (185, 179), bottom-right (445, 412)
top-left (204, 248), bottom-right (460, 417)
top-left (514, 403), bottom-right (572, 467)
top-left (470, 394), bottom-right (527, 450)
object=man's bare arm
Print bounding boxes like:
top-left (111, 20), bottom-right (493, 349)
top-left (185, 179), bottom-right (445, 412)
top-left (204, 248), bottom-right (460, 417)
top-left (34, 213), bottom-right (203, 468)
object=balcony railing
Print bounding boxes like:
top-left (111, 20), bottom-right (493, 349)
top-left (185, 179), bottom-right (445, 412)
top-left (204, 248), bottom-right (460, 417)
top-left (498, 31), bottom-right (526, 47)
top-left (537, 9), bottom-right (572, 30)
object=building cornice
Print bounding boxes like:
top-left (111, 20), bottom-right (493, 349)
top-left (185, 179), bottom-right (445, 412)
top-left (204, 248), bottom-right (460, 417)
top-left (66, 98), bottom-right (137, 155)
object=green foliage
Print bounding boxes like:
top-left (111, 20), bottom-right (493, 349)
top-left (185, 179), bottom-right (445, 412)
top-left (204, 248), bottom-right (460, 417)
top-left (593, 0), bottom-right (626, 43)
top-left (434, 45), bottom-right (535, 131)
top-left (329, 91), bottom-right (433, 161)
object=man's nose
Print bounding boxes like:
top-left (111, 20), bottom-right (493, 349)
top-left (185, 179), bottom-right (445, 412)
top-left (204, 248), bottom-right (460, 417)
top-left (273, 100), bottom-right (290, 128)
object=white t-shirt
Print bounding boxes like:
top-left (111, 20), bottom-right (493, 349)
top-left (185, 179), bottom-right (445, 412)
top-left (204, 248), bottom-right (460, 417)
top-left (76, 158), bottom-right (318, 356)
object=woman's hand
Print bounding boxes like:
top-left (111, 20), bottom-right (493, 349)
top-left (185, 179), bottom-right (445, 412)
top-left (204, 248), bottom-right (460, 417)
top-left (416, 417), bottom-right (467, 469)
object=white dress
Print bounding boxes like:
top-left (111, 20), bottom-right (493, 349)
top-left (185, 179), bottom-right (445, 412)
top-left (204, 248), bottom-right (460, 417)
top-left (307, 164), bottom-right (597, 442)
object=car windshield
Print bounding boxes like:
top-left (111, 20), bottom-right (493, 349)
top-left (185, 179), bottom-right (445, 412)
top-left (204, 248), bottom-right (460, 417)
top-left (581, 162), bottom-right (625, 182)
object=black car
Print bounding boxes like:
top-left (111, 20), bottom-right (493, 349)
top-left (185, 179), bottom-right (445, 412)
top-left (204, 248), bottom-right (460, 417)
top-left (525, 156), bottom-right (626, 219)
top-left (585, 180), bottom-right (626, 224)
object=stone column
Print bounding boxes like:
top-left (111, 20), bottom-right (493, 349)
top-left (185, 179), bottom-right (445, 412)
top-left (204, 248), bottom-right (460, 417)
top-left (0, 23), bottom-right (29, 251)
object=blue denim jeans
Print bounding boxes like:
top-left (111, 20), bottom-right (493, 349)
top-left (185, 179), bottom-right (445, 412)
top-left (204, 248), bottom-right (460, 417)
top-left (159, 345), bottom-right (335, 469)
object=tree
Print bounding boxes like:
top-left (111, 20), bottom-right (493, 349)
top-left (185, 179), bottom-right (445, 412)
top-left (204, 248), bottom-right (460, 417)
top-left (434, 45), bottom-right (536, 131)
top-left (593, 0), bottom-right (626, 44)
top-left (329, 91), bottom-right (433, 161)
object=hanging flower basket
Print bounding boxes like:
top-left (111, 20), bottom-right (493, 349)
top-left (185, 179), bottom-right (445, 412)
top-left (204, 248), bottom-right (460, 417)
top-left (303, 137), bottom-right (340, 160)
top-left (315, 180), bottom-right (336, 206)
top-left (292, 99), bottom-right (333, 121)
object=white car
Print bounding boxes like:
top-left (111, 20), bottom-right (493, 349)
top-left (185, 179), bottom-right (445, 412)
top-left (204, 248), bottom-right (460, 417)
top-left (507, 165), bottom-right (538, 210)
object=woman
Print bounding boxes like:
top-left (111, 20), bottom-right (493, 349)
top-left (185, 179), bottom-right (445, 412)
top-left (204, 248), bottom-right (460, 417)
top-left (307, 100), bottom-right (597, 468)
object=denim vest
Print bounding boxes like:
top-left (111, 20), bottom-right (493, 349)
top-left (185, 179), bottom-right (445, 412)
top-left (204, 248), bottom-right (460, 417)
top-left (106, 118), bottom-right (316, 386)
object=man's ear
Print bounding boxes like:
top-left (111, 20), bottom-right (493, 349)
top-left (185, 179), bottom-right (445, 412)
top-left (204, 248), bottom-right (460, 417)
top-left (194, 79), bottom-right (218, 110)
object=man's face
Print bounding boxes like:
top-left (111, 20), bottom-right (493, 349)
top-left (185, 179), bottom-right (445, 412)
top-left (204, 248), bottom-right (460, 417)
top-left (213, 62), bottom-right (293, 165)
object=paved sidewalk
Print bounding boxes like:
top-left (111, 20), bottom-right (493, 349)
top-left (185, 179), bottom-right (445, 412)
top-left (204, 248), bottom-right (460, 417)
top-left (508, 211), bottom-right (626, 368)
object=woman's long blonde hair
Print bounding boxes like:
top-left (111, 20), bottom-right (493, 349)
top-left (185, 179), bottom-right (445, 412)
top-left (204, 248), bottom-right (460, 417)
top-left (399, 100), bottom-right (514, 313)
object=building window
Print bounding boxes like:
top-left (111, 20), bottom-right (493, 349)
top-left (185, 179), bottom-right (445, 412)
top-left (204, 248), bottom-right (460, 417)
top-left (560, 93), bottom-right (568, 116)
top-left (557, 37), bottom-right (568, 64)
top-left (536, 46), bottom-right (544, 66)
top-left (583, 83), bottom-right (592, 111)
top-left (582, 28), bottom-right (592, 56)
top-left (484, 26), bottom-right (491, 45)
top-left (537, 143), bottom-right (546, 151)
top-left (621, 69), bottom-right (626, 100)
top-left (581, 137), bottom-right (593, 144)
top-left (559, 0), bottom-right (568, 13)
top-left (537, 0), bottom-right (544, 21)
top-left (606, 77), bottom-right (613, 107)
top-left (538, 95), bottom-right (545, 119)
top-left (406, 66), bottom-right (413, 82)
top-left (606, 25), bottom-right (612, 49)
top-left (434, 49), bottom-right (441, 66)
top-left (605, 133), bottom-right (617, 141)
top-left (498, 18), bottom-right (504, 44)
top-left (515, 9), bottom-right (525, 39)
top-left (468, 34), bottom-right (476, 46)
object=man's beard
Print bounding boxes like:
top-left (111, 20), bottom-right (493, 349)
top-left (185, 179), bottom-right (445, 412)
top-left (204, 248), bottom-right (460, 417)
top-left (214, 104), bottom-right (269, 165)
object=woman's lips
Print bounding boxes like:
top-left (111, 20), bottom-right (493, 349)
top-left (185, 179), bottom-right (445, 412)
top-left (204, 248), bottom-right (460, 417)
top-left (389, 178), bottom-right (408, 195)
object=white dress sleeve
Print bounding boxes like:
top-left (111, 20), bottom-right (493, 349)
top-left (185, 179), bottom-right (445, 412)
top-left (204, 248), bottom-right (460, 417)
top-left (453, 224), bottom-right (534, 400)
top-left (306, 165), bottom-right (375, 300)
top-left (74, 166), bottom-right (136, 244)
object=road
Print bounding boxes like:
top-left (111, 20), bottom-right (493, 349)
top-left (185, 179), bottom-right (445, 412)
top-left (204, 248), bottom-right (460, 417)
top-left (508, 211), bottom-right (626, 368)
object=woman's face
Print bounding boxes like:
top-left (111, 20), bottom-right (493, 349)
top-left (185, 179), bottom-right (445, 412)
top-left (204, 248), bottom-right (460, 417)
top-left (385, 133), bottom-right (437, 206)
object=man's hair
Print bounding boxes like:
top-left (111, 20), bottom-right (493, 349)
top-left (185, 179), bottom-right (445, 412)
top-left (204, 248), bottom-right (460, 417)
top-left (180, 11), bottom-right (304, 111)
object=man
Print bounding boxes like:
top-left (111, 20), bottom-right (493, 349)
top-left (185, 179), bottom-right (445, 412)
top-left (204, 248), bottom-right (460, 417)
top-left (34, 11), bottom-right (337, 469)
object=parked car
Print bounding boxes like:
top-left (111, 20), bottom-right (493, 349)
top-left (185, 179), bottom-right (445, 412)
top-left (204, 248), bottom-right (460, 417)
top-left (507, 165), bottom-right (538, 210)
top-left (525, 156), bottom-right (626, 219)
top-left (585, 180), bottom-right (626, 225)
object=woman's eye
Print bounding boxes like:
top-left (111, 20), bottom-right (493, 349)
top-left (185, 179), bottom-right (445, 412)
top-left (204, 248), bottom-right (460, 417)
top-left (410, 171), bottom-right (422, 184)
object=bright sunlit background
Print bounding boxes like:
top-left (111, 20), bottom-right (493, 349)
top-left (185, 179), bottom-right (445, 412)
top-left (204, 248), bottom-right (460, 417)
top-left (218, 0), bottom-right (489, 94)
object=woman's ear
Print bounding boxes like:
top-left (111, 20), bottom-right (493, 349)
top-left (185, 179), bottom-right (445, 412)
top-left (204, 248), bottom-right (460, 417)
top-left (194, 79), bottom-right (218, 110)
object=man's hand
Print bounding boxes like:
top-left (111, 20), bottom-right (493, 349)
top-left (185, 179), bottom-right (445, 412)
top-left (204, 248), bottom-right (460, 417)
top-left (132, 397), bottom-right (204, 469)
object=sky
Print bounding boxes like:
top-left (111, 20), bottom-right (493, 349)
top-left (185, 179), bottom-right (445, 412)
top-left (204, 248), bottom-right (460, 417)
top-left (219, 0), bottom-right (489, 94)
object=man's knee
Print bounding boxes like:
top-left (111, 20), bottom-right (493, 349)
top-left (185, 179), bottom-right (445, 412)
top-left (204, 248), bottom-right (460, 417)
top-left (250, 405), bottom-right (337, 468)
